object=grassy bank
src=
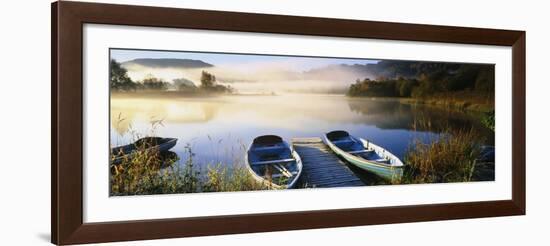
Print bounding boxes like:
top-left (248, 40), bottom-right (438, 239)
top-left (399, 126), bottom-right (490, 184)
top-left (110, 143), bottom-right (269, 196)
top-left (399, 91), bottom-right (495, 133)
top-left (400, 91), bottom-right (494, 113)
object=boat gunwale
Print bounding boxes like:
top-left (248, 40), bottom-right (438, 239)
top-left (324, 135), bottom-right (404, 170)
top-left (358, 138), bottom-right (404, 167)
top-left (111, 137), bottom-right (178, 165)
top-left (245, 141), bottom-right (303, 189)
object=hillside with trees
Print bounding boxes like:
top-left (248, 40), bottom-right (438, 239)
top-left (347, 61), bottom-right (494, 101)
top-left (110, 59), bottom-right (137, 91)
top-left (110, 59), bottom-right (232, 94)
top-left (198, 71), bottom-right (233, 93)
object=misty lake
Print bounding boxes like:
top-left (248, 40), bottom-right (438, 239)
top-left (110, 94), bottom-right (494, 171)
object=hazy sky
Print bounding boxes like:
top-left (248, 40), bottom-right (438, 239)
top-left (111, 49), bottom-right (378, 72)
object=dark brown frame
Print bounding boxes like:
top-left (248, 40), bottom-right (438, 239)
top-left (52, 1), bottom-right (525, 245)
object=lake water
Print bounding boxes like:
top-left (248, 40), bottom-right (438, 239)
top-left (110, 94), bottom-right (494, 170)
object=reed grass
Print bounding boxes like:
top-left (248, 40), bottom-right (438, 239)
top-left (203, 163), bottom-right (268, 192)
top-left (406, 91), bottom-right (494, 113)
top-left (399, 126), bottom-right (484, 184)
top-left (110, 141), bottom-right (269, 196)
top-left (110, 112), bottom-right (272, 195)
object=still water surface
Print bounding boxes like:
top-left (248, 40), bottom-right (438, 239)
top-left (110, 94), bottom-right (493, 169)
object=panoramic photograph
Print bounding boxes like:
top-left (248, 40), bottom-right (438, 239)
top-left (109, 48), bottom-right (495, 196)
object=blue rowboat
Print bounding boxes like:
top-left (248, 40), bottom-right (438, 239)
top-left (246, 135), bottom-right (303, 189)
top-left (324, 130), bottom-right (404, 181)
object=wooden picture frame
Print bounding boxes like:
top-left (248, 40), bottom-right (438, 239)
top-left (52, 1), bottom-right (525, 244)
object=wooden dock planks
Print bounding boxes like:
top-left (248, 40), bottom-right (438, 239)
top-left (292, 137), bottom-right (364, 188)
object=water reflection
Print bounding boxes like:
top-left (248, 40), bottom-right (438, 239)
top-left (110, 94), bottom-right (494, 168)
top-left (347, 98), bottom-right (493, 135)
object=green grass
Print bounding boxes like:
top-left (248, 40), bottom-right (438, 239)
top-left (399, 126), bottom-right (485, 184)
top-left (202, 163), bottom-right (269, 192)
top-left (110, 114), bottom-right (273, 196)
top-left (480, 110), bottom-right (495, 131)
top-left (403, 91), bottom-right (494, 113)
top-left (110, 143), bottom-right (270, 196)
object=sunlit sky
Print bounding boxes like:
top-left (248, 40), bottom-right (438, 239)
top-left (111, 49), bottom-right (378, 72)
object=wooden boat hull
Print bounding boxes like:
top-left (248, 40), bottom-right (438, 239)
top-left (246, 149), bottom-right (303, 189)
top-left (325, 134), bottom-right (403, 181)
top-left (111, 137), bottom-right (178, 165)
top-left (245, 136), bottom-right (303, 189)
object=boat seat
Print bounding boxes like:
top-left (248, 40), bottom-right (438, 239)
top-left (252, 145), bottom-right (287, 156)
top-left (348, 149), bottom-right (374, 154)
top-left (253, 145), bottom-right (285, 151)
top-left (373, 158), bottom-right (390, 164)
top-left (332, 139), bottom-right (355, 144)
top-left (332, 139), bottom-right (357, 149)
top-left (250, 158), bottom-right (295, 166)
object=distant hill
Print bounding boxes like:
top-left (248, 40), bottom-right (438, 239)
top-left (359, 60), bottom-right (463, 79)
top-left (302, 64), bottom-right (372, 82)
top-left (347, 60), bottom-right (494, 98)
top-left (303, 60), bottom-right (470, 82)
top-left (122, 58), bottom-right (214, 69)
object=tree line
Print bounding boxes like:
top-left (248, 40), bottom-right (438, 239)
top-left (347, 62), bottom-right (494, 98)
top-left (110, 59), bottom-right (232, 93)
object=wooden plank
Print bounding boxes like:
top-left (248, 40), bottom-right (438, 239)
top-left (323, 182), bottom-right (365, 188)
top-left (299, 153), bottom-right (336, 158)
top-left (303, 168), bottom-right (353, 174)
top-left (292, 137), bottom-right (364, 188)
top-left (303, 161), bottom-right (342, 167)
top-left (303, 172), bottom-right (356, 180)
top-left (303, 165), bottom-right (342, 170)
top-left (302, 163), bottom-right (340, 167)
top-left (310, 178), bottom-right (364, 186)
top-left (292, 137), bottom-right (323, 142)
top-left (303, 167), bottom-right (348, 172)
top-left (305, 175), bottom-right (355, 181)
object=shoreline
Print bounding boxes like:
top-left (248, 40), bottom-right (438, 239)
top-left (399, 97), bottom-right (494, 113)
top-left (347, 95), bottom-right (494, 113)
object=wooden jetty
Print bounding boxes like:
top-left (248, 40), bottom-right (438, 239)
top-left (292, 137), bottom-right (364, 188)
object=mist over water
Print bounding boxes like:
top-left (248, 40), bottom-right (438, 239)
top-left (110, 94), bottom-right (493, 169)
top-left (122, 62), bottom-right (373, 94)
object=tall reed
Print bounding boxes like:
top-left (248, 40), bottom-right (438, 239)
top-left (400, 126), bottom-right (483, 184)
top-left (110, 141), bottom-right (268, 196)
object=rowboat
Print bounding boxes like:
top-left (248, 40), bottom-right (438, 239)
top-left (111, 137), bottom-right (178, 165)
top-left (324, 130), bottom-right (404, 181)
top-left (245, 135), bottom-right (303, 189)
